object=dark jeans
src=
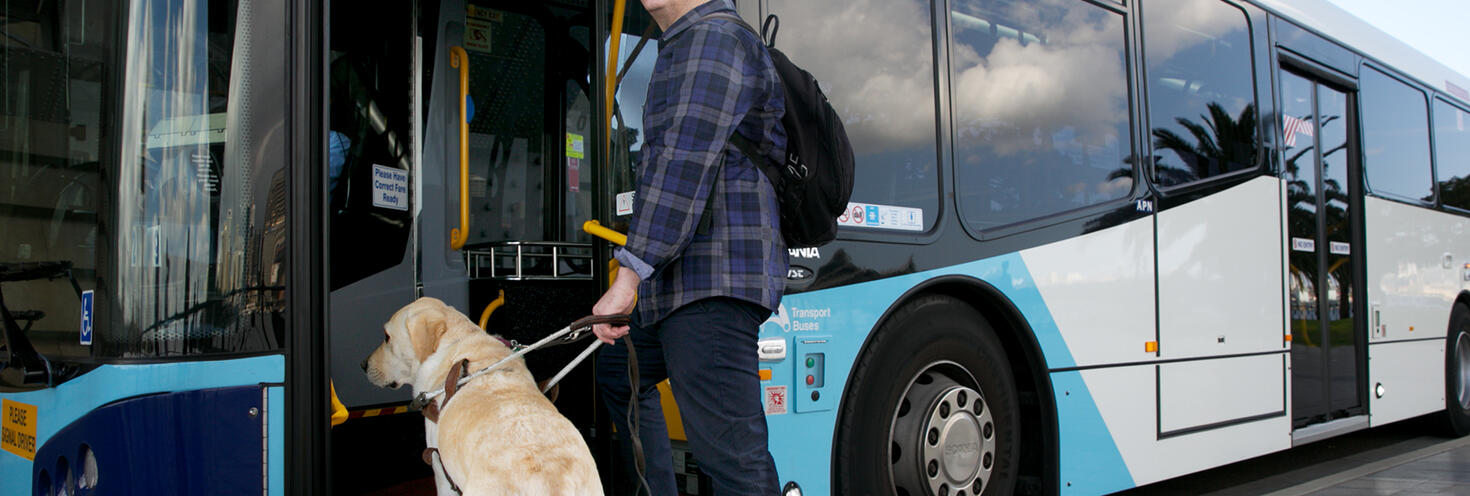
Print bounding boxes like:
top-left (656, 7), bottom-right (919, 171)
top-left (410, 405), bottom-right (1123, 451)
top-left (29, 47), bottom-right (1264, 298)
top-left (596, 297), bottom-right (779, 496)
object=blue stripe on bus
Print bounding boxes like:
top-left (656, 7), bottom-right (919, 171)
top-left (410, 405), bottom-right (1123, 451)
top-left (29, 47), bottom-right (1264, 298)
top-left (1053, 371), bottom-right (1135, 494)
top-left (0, 354), bottom-right (284, 491)
top-left (762, 253), bottom-right (1133, 494)
top-left (268, 385), bottom-right (285, 496)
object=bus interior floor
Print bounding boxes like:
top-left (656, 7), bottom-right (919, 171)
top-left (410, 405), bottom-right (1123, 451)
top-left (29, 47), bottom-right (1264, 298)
top-left (331, 412), bottom-right (434, 495)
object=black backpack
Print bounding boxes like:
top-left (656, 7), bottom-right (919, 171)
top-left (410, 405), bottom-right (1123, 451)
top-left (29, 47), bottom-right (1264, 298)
top-left (703, 13), bottom-right (855, 248)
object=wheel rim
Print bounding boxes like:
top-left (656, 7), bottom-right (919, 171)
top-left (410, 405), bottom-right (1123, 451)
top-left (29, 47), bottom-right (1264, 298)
top-left (1457, 332), bottom-right (1470, 410)
top-left (889, 362), bottom-right (995, 496)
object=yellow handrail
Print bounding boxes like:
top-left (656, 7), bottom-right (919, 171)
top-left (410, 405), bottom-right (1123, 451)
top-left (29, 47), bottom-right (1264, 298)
top-left (605, 0), bottom-right (626, 158)
top-left (583, 220), bottom-right (627, 246)
top-left (584, 220), bottom-right (632, 293)
top-left (449, 46), bottom-right (471, 251)
top-left (478, 289), bottom-right (506, 330)
top-left (329, 382), bottom-right (348, 427)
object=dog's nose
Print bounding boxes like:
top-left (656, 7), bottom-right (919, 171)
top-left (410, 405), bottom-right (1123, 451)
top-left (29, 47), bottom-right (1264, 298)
top-left (360, 358), bottom-right (368, 371)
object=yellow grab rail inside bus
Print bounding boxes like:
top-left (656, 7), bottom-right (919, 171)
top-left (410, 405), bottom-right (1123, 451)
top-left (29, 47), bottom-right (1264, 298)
top-left (582, 220), bottom-right (627, 246)
top-left (584, 220), bottom-right (630, 291)
top-left (449, 46), bottom-right (470, 251)
top-left (329, 382), bottom-right (348, 427)
top-left (478, 289), bottom-right (506, 330)
top-left (605, 0), bottom-right (627, 159)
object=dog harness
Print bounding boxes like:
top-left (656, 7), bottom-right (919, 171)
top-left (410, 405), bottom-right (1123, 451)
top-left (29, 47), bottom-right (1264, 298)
top-left (411, 316), bottom-right (629, 495)
top-left (420, 357), bottom-right (471, 494)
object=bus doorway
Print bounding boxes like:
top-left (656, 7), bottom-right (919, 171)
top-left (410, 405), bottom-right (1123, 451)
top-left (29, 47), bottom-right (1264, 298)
top-left (322, 0), bottom-right (653, 492)
top-left (1280, 67), bottom-right (1368, 431)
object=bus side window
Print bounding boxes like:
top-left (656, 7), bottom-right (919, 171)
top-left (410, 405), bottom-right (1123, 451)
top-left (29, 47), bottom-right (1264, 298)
top-left (764, 0), bottom-right (941, 233)
top-left (1435, 100), bottom-right (1470, 212)
top-left (949, 0), bottom-right (1133, 232)
top-left (1142, 0), bottom-right (1259, 188)
top-left (1360, 67), bottom-right (1434, 204)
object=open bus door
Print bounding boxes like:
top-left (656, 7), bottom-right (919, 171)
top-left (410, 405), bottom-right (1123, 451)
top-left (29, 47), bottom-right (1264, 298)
top-left (318, 0), bottom-right (661, 492)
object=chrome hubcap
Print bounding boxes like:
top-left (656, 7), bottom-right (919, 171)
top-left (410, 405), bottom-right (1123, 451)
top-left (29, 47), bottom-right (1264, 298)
top-left (923, 386), bottom-right (993, 495)
top-left (891, 363), bottom-right (994, 496)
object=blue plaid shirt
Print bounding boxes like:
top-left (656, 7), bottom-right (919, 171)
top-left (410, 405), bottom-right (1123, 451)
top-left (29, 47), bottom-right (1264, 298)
top-left (614, 2), bottom-right (788, 325)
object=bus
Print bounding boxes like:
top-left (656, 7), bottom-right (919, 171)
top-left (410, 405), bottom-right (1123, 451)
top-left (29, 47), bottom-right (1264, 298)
top-left (4, 0), bottom-right (1470, 494)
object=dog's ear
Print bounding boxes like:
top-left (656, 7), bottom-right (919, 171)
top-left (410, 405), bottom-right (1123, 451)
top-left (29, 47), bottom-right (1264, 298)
top-left (410, 307), bottom-right (449, 361)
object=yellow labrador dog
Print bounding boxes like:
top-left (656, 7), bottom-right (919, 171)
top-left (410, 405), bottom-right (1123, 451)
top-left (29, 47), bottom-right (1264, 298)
top-left (364, 297), bottom-right (601, 495)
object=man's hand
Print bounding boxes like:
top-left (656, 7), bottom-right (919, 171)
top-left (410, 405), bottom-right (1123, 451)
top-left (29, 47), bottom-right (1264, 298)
top-left (592, 267), bottom-right (640, 344)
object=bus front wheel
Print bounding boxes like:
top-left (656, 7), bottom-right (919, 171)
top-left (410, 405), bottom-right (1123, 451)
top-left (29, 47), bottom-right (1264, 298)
top-left (835, 295), bottom-right (1019, 496)
top-left (1442, 303), bottom-right (1470, 437)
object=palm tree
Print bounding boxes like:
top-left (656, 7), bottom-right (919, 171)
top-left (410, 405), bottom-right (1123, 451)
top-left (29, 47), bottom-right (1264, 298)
top-left (1152, 102), bottom-right (1258, 186)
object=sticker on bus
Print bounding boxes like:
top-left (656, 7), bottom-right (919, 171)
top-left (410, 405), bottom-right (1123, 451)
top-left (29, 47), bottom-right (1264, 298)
top-left (837, 202), bottom-right (923, 231)
top-left (1291, 237), bottom-right (1315, 252)
top-left (566, 133), bottom-right (585, 159)
top-left (80, 290), bottom-right (94, 345)
top-left (764, 386), bottom-right (788, 415)
top-left (616, 191), bottom-right (635, 216)
top-left (2, 399), bottom-right (37, 461)
top-left (371, 165), bottom-right (409, 211)
top-left (466, 5), bottom-right (503, 22)
top-left (466, 18), bottom-right (493, 53)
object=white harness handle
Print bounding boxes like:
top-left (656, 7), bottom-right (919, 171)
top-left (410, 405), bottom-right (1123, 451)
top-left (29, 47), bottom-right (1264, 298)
top-left (409, 314), bottom-right (629, 412)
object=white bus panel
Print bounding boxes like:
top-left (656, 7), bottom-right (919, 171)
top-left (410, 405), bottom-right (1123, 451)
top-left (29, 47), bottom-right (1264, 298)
top-left (1369, 339), bottom-right (1446, 426)
top-left (1158, 177), bottom-right (1287, 358)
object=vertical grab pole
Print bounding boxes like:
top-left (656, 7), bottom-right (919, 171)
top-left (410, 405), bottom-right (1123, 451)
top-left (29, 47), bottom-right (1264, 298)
top-left (449, 46), bottom-right (471, 250)
top-left (604, 0), bottom-right (626, 159)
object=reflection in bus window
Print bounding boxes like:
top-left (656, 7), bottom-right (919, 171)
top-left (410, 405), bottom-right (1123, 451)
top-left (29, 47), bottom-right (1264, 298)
top-left (764, 0), bottom-right (940, 231)
top-left (606, 25), bottom-right (659, 235)
top-left (465, 7), bottom-right (548, 244)
top-left (0, 0), bottom-right (115, 358)
top-left (1361, 67), bottom-right (1433, 203)
top-left (1433, 100), bottom-right (1470, 211)
top-left (1143, 0), bottom-right (1258, 187)
top-left (950, 0), bottom-right (1133, 232)
top-left (327, 2), bottom-right (415, 290)
top-left (111, 0), bottom-right (285, 356)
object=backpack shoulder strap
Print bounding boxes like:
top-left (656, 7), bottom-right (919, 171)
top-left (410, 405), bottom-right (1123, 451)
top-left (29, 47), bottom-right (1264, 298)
top-left (728, 133), bottom-right (764, 168)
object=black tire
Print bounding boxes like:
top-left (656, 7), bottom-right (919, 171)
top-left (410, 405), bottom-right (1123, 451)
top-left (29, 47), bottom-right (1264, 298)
top-left (834, 295), bottom-right (1020, 496)
top-left (1442, 303), bottom-right (1470, 437)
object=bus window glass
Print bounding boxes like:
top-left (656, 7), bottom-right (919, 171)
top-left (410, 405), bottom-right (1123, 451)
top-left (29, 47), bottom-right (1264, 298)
top-left (1434, 100), bottom-right (1470, 211)
top-left (606, 25), bottom-right (658, 235)
top-left (764, 0), bottom-right (940, 232)
top-left (1143, 0), bottom-right (1259, 187)
top-left (109, 0), bottom-right (286, 356)
top-left (950, 0), bottom-right (1133, 231)
top-left (328, 3), bottom-right (416, 290)
top-left (1360, 67), bottom-right (1434, 203)
top-left (0, 0), bottom-right (116, 359)
top-left (465, 7), bottom-right (548, 244)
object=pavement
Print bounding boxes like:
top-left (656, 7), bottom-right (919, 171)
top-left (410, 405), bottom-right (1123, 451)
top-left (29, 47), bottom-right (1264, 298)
top-left (1269, 435), bottom-right (1470, 496)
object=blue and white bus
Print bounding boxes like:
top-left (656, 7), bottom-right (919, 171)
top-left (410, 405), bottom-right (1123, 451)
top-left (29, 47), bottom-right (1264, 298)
top-left (4, 0), bottom-right (1470, 494)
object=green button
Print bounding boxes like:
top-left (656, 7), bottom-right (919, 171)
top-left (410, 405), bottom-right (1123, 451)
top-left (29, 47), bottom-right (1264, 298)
top-left (806, 357), bottom-right (815, 368)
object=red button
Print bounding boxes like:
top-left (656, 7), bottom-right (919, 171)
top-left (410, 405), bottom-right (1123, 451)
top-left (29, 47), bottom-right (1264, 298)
top-left (806, 375), bottom-right (815, 385)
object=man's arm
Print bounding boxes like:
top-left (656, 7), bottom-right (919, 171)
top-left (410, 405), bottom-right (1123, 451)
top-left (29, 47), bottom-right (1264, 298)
top-left (616, 24), bottom-right (757, 280)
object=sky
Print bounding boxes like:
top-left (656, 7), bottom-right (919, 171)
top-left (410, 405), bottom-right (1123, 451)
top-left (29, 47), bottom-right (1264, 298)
top-left (1327, 0), bottom-right (1470, 77)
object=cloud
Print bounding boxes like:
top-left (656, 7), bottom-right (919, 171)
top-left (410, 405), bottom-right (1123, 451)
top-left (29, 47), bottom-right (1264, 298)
top-left (949, 0), bottom-right (1128, 156)
top-left (769, 0), bottom-right (938, 153)
top-left (1141, 0), bottom-right (1246, 63)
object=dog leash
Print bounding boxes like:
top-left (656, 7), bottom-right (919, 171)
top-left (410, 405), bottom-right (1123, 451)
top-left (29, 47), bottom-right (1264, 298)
top-left (408, 314), bottom-right (630, 412)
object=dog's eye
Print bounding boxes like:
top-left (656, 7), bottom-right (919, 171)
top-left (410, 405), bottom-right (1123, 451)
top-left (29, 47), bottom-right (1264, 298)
top-left (384, 333), bottom-right (391, 342)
